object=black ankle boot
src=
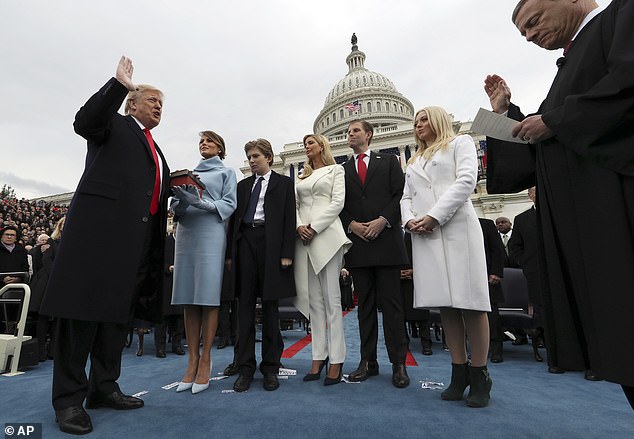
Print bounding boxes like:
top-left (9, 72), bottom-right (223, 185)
top-left (466, 365), bottom-right (492, 408)
top-left (441, 363), bottom-right (469, 401)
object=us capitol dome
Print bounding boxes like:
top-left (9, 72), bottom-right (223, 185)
top-left (314, 33), bottom-right (415, 137)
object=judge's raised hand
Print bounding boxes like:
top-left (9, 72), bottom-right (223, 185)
top-left (484, 74), bottom-right (511, 114)
top-left (512, 115), bottom-right (554, 144)
top-left (115, 56), bottom-right (137, 91)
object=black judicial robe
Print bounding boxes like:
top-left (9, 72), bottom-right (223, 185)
top-left (486, 0), bottom-right (634, 386)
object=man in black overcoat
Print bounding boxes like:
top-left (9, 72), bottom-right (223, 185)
top-left (484, 0), bottom-right (634, 408)
top-left (229, 139), bottom-right (296, 393)
top-left (40, 57), bottom-right (170, 433)
top-left (340, 120), bottom-right (409, 388)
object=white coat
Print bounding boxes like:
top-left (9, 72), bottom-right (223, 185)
top-left (400, 135), bottom-right (490, 311)
top-left (294, 164), bottom-right (352, 317)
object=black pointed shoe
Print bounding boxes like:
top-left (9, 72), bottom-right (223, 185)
top-left (56, 406), bottom-right (93, 435)
top-left (85, 391), bottom-right (144, 410)
top-left (392, 363), bottom-right (410, 388)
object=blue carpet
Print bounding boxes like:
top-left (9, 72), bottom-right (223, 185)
top-left (1, 310), bottom-right (633, 438)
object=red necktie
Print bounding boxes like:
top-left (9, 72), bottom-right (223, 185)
top-left (357, 153), bottom-right (367, 185)
top-left (143, 128), bottom-right (161, 215)
top-left (563, 40), bottom-right (573, 56)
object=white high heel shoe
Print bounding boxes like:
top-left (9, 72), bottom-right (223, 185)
top-left (192, 358), bottom-right (212, 394)
top-left (176, 381), bottom-right (193, 392)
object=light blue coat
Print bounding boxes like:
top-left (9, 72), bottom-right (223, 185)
top-left (171, 157), bottom-right (237, 306)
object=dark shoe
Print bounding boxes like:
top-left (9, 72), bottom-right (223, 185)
top-left (534, 350), bottom-right (543, 362)
top-left (136, 348), bottom-right (143, 356)
top-left (56, 406), bottom-right (93, 435)
top-left (85, 391), bottom-right (144, 410)
top-left (422, 339), bottom-right (433, 356)
top-left (490, 355), bottom-right (503, 363)
top-left (233, 374), bottom-right (253, 392)
top-left (548, 366), bottom-right (565, 374)
top-left (156, 350), bottom-right (166, 358)
top-left (172, 343), bottom-right (185, 355)
top-left (489, 341), bottom-right (503, 363)
top-left (224, 362), bottom-right (239, 376)
top-left (217, 337), bottom-right (229, 350)
top-left (347, 360), bottom-right (379, 382)
top-left (466, 365), bottom-right (493, 408)
top-left (303, 358), bottom-right (328, 382)
top-left (584, 369), bottom-right (602, 381)
top-left (263, 373), bottom-right (279, 391)
top-left (324, 363), bottom-right (343, 386)
top-left (441, 363), bottom-right (470, 401)
top-left (392, 363), bottom-right (410, 388)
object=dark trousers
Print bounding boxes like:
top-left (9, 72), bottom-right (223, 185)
top-left (51, 213), bottom-right (159, 410)
top-left (349, 266), bottom-right (407, 364)
top-left (234, 225), bottom-right (283, 376)
top-left (52, 319), bottom-right (128, 410)
top-left (218, 299), bottom-right (237, 342)
top-left (154, 315), bottom-right (184, 351)
top-left (488, 302), bottom-right (503, 352)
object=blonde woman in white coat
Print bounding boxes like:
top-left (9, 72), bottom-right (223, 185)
top-left (295, 134), bottom-right (352, 385)
top-left (401, 106), bottom-right (492, 407)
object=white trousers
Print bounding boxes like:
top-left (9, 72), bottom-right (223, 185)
top-left (308, 248), bottom-right (346, 364)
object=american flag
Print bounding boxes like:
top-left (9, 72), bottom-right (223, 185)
top-left (345, 100), bottom-right (361, 113)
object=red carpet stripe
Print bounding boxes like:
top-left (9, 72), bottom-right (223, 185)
top-left (406, 351), bottom-right (418, 366)
top-left (282, 334), bottom-right (312, 358)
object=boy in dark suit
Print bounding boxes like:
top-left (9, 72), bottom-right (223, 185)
top-left (230, 139), bottom-right (296, 392)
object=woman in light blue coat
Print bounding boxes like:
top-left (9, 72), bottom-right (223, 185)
top-left (170, 130), bottom-right (237, 394)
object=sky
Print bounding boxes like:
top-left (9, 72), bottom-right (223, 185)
top-left (0, 0), bottom-right (610, 199)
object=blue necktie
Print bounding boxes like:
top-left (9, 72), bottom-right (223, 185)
top-left (243, 177), bottom-right (263, 223)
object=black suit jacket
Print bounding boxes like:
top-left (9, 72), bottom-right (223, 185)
top-left (340, 151), bottom-right (407, 267)
top-left (41, 78), bottom-right (170, 324)
top-left (478, 218), bottom-right (505, 303)
top-left (508, 207), bottom-right (538, 275)
top-left (230, 171), bottom-right (296, 300)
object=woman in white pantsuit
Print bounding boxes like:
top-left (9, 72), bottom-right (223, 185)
top-left (401, 106), bottom-right (492, 407)
top-left (295, 134), bottom-right (352, 385)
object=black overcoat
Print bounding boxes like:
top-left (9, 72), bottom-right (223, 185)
top-left (40, 78), bottom-right (170, 324)
top-left (486, 0), bottom-right (634, 385)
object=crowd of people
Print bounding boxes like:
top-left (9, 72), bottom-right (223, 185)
top-left (2, 0), bottom-right (632, 435)
top-left (0, 195), bottom-right (67, 247)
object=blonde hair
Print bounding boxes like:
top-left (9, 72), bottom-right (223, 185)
top-left (51, 216), bottom-right (65, 240)
top-left (124, 84), bottom-right (163, 114)
top-left (409, 106), bottom-right (456, 164)
top-left (299, 134), bottom-right (336, 180)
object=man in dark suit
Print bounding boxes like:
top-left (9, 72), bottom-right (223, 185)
top-left (485, 0), bottom-right (634, 408)
top-left (340, 120), bottom-right (409, 388)
top-left (40, 57), bottom-right (170, 434)
top-left (229, 138), bottom-right (296, 393)
top-left (478, 218), bottom-right (506, 363)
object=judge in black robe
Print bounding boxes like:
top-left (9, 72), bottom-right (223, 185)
top-left (484, 0), bottom-right (634, 407)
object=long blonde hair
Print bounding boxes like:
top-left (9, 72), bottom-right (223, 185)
top-left (51, 216), bottom-right (65, 240)
top-left (409, 106), bottom-right (456, 164)
top-left (299, 134), bottom-right (336, 179)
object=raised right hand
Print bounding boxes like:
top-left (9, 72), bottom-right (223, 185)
top-left (115, 56), bottom-right (137, 91)
top-left (484, 74), bottom-right (511, 114)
